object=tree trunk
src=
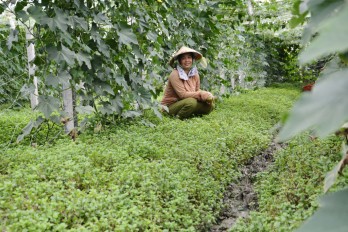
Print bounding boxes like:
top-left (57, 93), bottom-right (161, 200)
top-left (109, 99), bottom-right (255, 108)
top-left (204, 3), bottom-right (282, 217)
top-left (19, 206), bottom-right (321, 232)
top-left (62, 82), bottom-right (75, 134)
top-left (25, 23), bottom-right (39, 109)
top-left (247, 0), bottom-right (254, 16)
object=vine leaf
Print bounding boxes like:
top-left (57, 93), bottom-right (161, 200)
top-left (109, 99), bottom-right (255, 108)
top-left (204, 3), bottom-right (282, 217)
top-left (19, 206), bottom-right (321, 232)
top-left (0, 3), bottom-right (5, 15)
top-left (76, 51), bottom-right (91, 69)
top-left (278, 68), bottom-right (348, 141)
top-left (117, 23), bottom-right (138, 46)
top-left (27, 5), bottom-right (49, 24)
top-left (37, 95), bottom-right (60, 118)
top-left (299, 4), bottom-right (348, 64)
top-left (73, 16), bottom-right (88, 30)
top-left (324, 146), bottom-right (348, 193)
top-left (45, 74), bottom-right (60, 88)
top-left (94, 82), bottom-right (114, 96)
top-left (296, 187), bottom-right (348, 232)
top-left (122, 110), bottom-right (142, 118)
top-left (60, 45), bottom-right (76, 65)
top-left (50, 8), bottom-right (70, 32)
top-left (7, 29), bottom-right (18, 50)
top-left (20, 83), bottom-right (36, 98)
top-left (153, 107), bottom-right (163, 119)
top-left (76, 105), bottom-right (94, 114)
top-left (59, 70), bottom-right (72, 86)
top-left (14, 0), bottom-right (28, 12)
top-left (47, 45), bottom-right (76, 66)
top-left (17, 116), bottom-right (45, 143)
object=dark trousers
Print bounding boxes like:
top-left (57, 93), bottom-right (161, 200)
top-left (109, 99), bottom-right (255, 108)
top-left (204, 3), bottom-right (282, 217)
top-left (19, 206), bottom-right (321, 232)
top-left (168, 97), bottom-right (213, 119)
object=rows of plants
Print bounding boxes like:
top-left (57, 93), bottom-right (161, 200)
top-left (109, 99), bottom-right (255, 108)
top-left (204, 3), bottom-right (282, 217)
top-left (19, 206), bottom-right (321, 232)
top-left (1, 86), bottom-right (299, 231)
top-left (233, 133), bottom-right (342, 231)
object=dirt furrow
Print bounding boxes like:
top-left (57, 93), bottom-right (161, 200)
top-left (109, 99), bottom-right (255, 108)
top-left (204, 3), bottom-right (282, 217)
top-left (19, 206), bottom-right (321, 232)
top-left (210, 139), bottom-right (285, 231)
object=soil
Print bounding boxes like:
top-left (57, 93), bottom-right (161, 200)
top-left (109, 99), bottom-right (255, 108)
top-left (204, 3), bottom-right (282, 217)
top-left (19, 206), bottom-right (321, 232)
top-left (210, 139), bottom-right (286, 231)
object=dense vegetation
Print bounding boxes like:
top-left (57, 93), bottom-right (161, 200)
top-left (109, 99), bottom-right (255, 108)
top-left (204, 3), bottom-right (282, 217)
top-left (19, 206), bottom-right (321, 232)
top-left (0, 25), bottom-right (27, 105)
top-left (233, 134), bottom-right (342, 231)
top-left (1, 85), bottom-right (344, 231)
top-left (1, 86), bottom-right (322, 231)
top-left (0, 0), bottom-right (314, 125)
top-left (1, 0), bottom-right (348, 230)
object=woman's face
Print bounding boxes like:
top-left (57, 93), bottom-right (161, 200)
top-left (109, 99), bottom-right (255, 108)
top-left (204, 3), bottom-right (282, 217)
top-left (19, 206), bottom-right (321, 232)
top-left (179, 53), bottom-right (193, 70)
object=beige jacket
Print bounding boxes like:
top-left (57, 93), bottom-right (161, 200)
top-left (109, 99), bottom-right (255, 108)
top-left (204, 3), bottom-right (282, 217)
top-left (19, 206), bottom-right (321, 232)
top-left (161, 69), bottom-right (212, 106)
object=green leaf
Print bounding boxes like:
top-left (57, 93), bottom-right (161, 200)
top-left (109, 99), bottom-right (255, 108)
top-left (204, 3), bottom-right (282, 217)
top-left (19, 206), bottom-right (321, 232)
top-left (20, 83), bottom-right (36, 98)
top-left (93, 12), bottom-right (111, 25)
top-left (47, 45), bottom-right (76, 66)
top-left (44, 71), bottom-right (71, 89)
top-left (27, 5), bottom-right (49, 25)
top-left (60, 45), bottom-right (75, 64)
top-left (73, 16), bottom-right (88, 30)
top-left (0, 3), bottom-right (5, 15)
top-left (45, 73), bottom-right (60, 88)
top-left (324, 145), bottom-right (348, 193)
top-left (7, 29), bottom-right (18, 50)
top-left (58, 70), bottom-right (72, 86)
top-left (146, 32), bottom-right (158, 42)
top-left (289, 14), bottom-right (306, 28)
top-left (45, 8), bottom-right (71, 32)
top-left (109, 96), bottom-right (124, 114)
top-left (339, 52), bottom-right (348, 64)
top-left (117, 23), bottom-right (138, 46)
top-left (94, 82), bottom-right (114, 96)
top-left (278, 68), bottom-right (348, 141)
top-left (49, 115), bottom-right (61, 124)
top-left (299, 4), bottom-right (348, 64)
top-left (122, 110), bottom-right (142, 118)
top-left (296, 187), bottom-right (348, 232)
top-left (153, 107), bottom-right (163, 119)
top-left (301, 0), bottom-right (344, 43)
top-left (14, 0), bottom-right (28, 12)
top-left (76, 105), bottom-right (94, 114)
top-left (60, 32), bottom-right (74, 47)
top-left (17, 116), bottom-right (44, 143)
top-left (37, 95), bottom-right (60, 118)
top-left (76, 51), bottom-right (91, 69)
top-left (16, 10), bottom-right (30, 22)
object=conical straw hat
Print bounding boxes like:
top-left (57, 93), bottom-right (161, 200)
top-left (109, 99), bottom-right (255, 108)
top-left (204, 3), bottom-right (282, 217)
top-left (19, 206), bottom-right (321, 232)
top-left (168, 46), bottom-right (203, 67)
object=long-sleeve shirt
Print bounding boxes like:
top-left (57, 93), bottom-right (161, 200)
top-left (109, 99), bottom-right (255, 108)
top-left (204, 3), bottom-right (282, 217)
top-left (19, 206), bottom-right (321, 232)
top-left (161, 69), bottom-right (212, 106)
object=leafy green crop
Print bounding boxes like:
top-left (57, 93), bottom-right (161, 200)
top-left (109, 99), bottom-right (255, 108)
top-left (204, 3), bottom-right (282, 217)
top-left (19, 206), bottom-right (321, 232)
top-left (0, 86), bottom-right (298, 231)
top-left (233, 135), bottom-right (342, 231)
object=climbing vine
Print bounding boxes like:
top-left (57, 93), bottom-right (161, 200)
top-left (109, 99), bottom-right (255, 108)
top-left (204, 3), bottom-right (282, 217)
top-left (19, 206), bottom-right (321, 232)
top-left (0, 0), bottom-right (306, 140)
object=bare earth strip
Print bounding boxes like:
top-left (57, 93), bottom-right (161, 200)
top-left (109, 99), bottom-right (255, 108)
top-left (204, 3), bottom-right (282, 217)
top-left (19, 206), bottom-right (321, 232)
top-left (211, 137), bottom-right (286, 231)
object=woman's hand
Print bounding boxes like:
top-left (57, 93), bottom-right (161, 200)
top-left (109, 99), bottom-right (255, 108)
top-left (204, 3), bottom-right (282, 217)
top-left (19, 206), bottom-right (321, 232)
top-left (199, 91), bottom-right (215, 105)
top-left (205, 94), bottom-right (215, 106)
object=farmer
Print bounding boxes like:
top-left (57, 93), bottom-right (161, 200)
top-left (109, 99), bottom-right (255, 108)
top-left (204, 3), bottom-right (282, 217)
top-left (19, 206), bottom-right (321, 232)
top-left (161, 46), bottom-right (215, 119)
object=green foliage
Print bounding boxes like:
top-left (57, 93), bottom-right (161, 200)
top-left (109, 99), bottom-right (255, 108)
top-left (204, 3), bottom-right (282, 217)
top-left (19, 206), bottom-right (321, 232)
top-left (279, 69), bottom-right (348, 140)
top-left (233, 135), bottom-right (342, 231)
top-left (297, 187), bottom-right (348, 232)
top-left (2, 0), bottom-right (224, 122)
top-left (0, 86), bottom-right (298, 231)
top-left (278, 0), bottom-right (348, 230)
top-left (279, 0), bottom-right (348, 154)
top-left (0, 106), bottom-right (65, 147)
top-left (1, 0), bottom-right (306, 128)
top-left (0, 25), bottom-right (27, 105)
top-left (216, 0), bottom-right (318, 90)
top-left (0, 107), bottom-right (31, 146)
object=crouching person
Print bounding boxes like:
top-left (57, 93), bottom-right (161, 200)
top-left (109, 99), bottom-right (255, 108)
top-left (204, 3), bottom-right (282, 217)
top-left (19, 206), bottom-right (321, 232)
top-left (161, 46), bottom-right (215, 119)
